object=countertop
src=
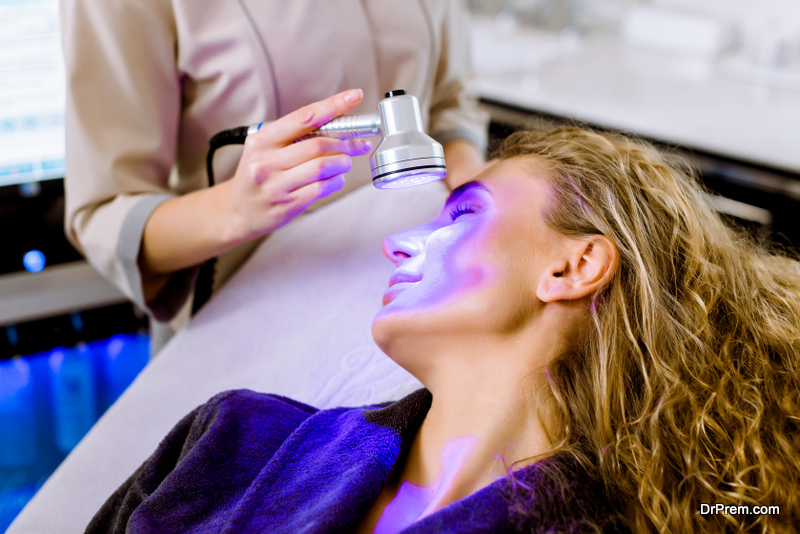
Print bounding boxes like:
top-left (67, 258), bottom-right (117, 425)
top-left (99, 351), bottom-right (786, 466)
top-left (468, 27), bottom-right (800, 175)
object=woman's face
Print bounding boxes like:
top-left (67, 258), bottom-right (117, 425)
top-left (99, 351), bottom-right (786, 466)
top-left (372, 158), bottom-right (562, 356)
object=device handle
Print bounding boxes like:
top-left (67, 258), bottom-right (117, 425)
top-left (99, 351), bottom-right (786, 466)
top-left (248, 112), bottom-right (382, 142)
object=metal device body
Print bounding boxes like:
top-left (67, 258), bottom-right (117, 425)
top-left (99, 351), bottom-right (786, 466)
top-left (370, 92), bottom-right (447, 188)
top-left (251, 91), bottom-right (446, 189)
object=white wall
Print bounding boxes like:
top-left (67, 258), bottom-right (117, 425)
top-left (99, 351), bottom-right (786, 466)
top-left (650, 0), bottom-right (800, 45)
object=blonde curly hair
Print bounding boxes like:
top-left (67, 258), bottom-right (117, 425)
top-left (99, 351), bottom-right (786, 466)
top-left (496, 127), bottom-right (800, 532)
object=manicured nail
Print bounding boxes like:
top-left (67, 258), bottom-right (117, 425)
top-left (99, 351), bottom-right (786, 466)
top-left (344, 89), bottom-right (363, 103)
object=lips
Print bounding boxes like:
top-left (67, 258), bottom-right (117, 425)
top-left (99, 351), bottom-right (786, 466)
top-left (383, 271), bottom-right (422, 305)
top-left (389, 271), bottom-right (422, 288)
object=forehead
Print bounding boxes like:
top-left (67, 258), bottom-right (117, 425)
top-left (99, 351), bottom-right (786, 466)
top-left (476, 158), bottom-right (552, 214)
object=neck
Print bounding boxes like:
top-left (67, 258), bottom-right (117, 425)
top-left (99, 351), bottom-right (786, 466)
top-left (410, 364), bottom-right (550, 510)
top-left (380, 329), bottom-right (563, 528)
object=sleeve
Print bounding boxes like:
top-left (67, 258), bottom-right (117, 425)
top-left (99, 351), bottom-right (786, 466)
top-left (427, 0), bottom-right (490, 155)
top-left (60, 0), bottom-right (200, 322)
top-left (85, 390), bottom-right (318, 533)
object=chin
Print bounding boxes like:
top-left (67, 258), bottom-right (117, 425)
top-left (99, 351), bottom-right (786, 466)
top-left (370, 317), bottom-right (431, 384)
top-left (371, 305), bottom-right (407, 358)
top-left (370, 300), bottom-right (434, 370)
top-left (371, 296), bottom-right (458, 360)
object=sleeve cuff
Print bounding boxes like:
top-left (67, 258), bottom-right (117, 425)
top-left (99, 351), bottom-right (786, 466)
top-left (432, 127), bottom-right (488, 157)
top-left (117, 194), bottom-right (201, 322)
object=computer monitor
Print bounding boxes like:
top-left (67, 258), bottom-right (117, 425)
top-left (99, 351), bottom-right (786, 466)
top-left (0, 0), bottom-right (65, 189)
top-left (0, 0), bottom-right (79, 276)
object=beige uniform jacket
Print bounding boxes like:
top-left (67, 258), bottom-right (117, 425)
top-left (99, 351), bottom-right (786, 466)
top-left (61, 0), bottom-right (488, 330)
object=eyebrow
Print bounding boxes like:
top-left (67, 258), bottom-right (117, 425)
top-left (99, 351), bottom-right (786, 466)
top-left (445, 180), bottom-right (491, 206)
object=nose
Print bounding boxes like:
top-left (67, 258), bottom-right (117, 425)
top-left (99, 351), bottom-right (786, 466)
top-left (382, 225), bottom-right (430, 266)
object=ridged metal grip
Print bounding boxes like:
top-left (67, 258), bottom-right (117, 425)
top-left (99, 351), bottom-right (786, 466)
top-left (296, 113), bottom-right (382, 141)
top-left (249, 113), bottom-right (381, 141)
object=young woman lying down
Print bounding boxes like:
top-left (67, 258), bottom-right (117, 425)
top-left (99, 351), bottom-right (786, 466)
top-left (88, 127), bottom-right (800, 533)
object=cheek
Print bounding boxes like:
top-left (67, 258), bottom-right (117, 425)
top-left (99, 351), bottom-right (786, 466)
top-left (372, 222), bottom-right (525, 342)
top-left (435, 222), bottom-right (536, 321)
top-left (423, 226), bottom-right (497, 303)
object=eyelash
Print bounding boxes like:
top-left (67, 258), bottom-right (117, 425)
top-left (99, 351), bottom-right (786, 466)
top-left (449, 204), bottom-right (477, 221)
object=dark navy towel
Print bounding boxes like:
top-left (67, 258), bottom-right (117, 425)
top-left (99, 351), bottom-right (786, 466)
top-left (86, 389), bottom-right (629, 533)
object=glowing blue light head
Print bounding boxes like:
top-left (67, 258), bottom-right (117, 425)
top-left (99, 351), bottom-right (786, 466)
top-left (373, 170), bottom-right (446, 189)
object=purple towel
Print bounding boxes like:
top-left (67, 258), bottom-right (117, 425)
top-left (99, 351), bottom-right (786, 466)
top-left (86, 389), bottom-right (628, 533)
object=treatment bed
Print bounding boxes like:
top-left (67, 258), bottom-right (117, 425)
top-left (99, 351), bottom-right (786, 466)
top-left (8, 181), bottom-right (447, 533)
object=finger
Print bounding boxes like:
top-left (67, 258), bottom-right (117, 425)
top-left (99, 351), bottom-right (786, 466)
top-left (275, 137), bottom-right (372, 170)
top-left (260, 89), bottom-right (364, 146)
top-left (318, 174), bottom-right (346, 199)
top-left (273, 154), bottom-right (353, 193)
top-left (289, 174), bottom-right (346, 208)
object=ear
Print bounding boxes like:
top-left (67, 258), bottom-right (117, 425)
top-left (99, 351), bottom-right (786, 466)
top-left (536, 235), bottom-right (617, 303)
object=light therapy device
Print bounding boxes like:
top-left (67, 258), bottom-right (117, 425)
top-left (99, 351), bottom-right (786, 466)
top-left (206, 90), bottom-right (446, 189)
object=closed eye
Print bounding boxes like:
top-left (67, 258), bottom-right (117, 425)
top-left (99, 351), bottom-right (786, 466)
top-left (449, 204), bottom-right (477, 221)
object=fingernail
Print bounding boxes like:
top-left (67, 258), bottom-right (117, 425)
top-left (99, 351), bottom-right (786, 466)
top-left (361, 139), bottom-right (372, 150)
top-left (344, 89), bottom-right (362, 103)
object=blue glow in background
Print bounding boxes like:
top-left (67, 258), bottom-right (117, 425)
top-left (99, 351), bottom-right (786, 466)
top-left (21, 251), bottom-right (45, 274)
top-left (0, 334), bottom-right (149, 531)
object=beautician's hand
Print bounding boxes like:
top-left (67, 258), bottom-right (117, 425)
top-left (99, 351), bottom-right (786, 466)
top-left (139, 89), bottom-right (370, 290)
top-left (219, 88), bottom-right (372, 244)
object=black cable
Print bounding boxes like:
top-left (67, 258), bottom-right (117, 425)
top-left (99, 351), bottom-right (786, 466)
top-left (192, 125), bottom-right (250, 316)
top-left (205, 126), bottom-right (249, 188)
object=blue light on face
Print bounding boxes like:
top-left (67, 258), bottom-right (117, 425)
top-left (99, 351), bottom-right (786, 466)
top-left (23, 250), bottom-right (45, 273)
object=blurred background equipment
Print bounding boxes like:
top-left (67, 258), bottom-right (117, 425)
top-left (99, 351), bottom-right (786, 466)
top-left (0, 331), bottom-right (149, 532)
top-left (1, 0), bottom-right (151, 530)
top-left (466, 0), bottom-right (800, 251)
